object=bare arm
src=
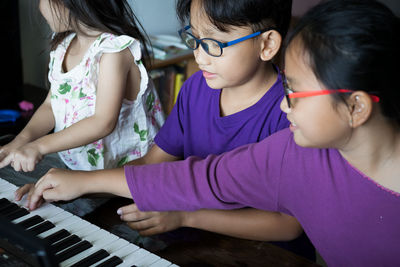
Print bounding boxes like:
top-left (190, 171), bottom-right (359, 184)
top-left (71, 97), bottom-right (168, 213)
top-left (2, 49), bottom-right (140, 172)
top-left (33, 49), bottom-right (134, 155)
top-left (0, 92), bottom-right (54, 167)
top-left (182, 209), bottom-right (302, 241)
top-left (15, 91), bottom-right (55, 144)
top-left (27, 167), bottom-right (130, 210)
top-left (120, 204), bottom-right (302, 241)
top-left (127, 144), bottom-right (180, 166)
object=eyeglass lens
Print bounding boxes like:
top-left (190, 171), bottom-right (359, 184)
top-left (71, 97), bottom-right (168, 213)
top-left (180, 31), bottom-right (223, 57)
top-left (281, 74), bottom-right (292, 108)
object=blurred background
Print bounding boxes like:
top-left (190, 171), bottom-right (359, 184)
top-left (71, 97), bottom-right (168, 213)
top-left (1, 0), bottom-right (399, 108)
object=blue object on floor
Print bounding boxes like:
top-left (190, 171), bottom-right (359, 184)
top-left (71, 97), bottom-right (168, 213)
top-left (0, 109), bottom-right (20, 123)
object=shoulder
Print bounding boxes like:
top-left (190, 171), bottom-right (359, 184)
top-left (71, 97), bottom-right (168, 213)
top-left (94, 33), bottom-right (142, 60)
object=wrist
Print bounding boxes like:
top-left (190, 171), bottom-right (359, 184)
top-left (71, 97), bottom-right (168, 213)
top-left (180, 211), bottom-right (194, 228)
top-left (87, 168), bottom-right (130, 197)
top-left (12, 134), bottom-right (31, 147)
top-left (32, 139), bottom-right (47, 155)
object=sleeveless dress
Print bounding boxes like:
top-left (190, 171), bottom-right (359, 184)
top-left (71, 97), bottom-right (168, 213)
top-left (48, 32), bottom-right (164, 170)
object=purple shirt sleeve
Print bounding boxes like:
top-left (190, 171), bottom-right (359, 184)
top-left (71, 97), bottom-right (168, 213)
top-left (125, 129), bottom-right (289, 212)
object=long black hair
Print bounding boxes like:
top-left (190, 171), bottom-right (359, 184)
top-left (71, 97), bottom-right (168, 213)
top-left (285, 0), bottom-right (400, 125)
top-left (45, 0), bottom-right (150, 66)
top-left (176, 0), bottom-right (292, 39)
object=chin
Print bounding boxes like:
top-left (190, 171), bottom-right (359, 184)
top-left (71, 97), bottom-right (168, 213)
top-left (204, 80), bottom-right (224, 90)
top-left (293, 134), bottom-right (318, 148)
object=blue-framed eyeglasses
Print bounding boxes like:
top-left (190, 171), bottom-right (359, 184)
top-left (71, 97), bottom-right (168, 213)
top-left (178, 25), bottom-right (275, 57)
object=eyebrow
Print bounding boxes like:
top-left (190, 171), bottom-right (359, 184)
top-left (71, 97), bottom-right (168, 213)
top-left (190, 23), bottom-right (218, 37)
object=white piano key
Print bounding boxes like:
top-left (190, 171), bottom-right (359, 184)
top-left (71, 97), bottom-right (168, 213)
top-left (133, 253), bottom-right (161, 267)
top-left (117, 248), bottom-right (152, 267)
top-left (40, 216), bottom-right (90, 244)
top-left (73, 222), bottom-right (101, 237)
top-left (103, 238), bottom-right (131, 252)
top-left (12, 203), bottom-right (65, 224)
top-left (97, 242), bottom-right (140, 265)
top-left (37, 211), bottom-right (75, 238)
top-left (0, 185), bottom-right (17, 200)
top-left (0, 178), bottom-right (10, 186)
top-left (90, 239), bottom-right (132, 266)
top-left (61, 230), bottom-right (119, 266)
top-left (150, 258), bottom-right (173, 267)
top-left (0, 182), bottom-right (16, 192)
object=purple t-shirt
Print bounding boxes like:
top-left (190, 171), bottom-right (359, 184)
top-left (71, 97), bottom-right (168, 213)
top-left (154, 70), bottom-right (289, 159)
top-left (126, 128), bottom-right (400, 266)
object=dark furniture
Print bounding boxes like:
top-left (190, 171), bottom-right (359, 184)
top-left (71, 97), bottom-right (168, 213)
top-left (0, 0), bottom-right (23, 110)
top-left (85, 197), bottom-right (320, 267)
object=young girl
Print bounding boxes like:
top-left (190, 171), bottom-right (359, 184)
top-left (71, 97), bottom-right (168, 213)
top-left (18, 0), bottom-right (316, 260)
top-left (0, 0), bottom-right (164, 176)
top-left (27, 0), bottom-right (400, 265)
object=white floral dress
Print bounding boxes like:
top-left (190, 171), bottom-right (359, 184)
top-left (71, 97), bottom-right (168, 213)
top-left (49, 33), bottom-right (164, 170)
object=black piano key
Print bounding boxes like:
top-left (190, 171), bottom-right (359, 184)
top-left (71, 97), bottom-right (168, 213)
top-left (0, 203), bottom-right (19, 215)
top-left (0, 198), bottom-right (11, 207)
top-left (56, 240), bottom-right (92, 263)
top-left (44, 229), bottom-right (71, 245)
top-left (70, 249), bottom-right (110, 267)
top-left (4, 207), bottom-right (29, 220)
top-left (17, 215), bottom-right (44, 229)
top-left (29, 221), bottom-right (55, 235)
top-left (52, 234), bottom-right (82, 254)
top-left (94, 255), bottom-right (123, 267)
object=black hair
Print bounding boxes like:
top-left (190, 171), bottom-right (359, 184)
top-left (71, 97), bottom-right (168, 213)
top-left (176, 0), bottom-right (292, 39)
top-left (285, 0), bottom-right (400, 125)
top-left (45, 0), bottom-right (150, 66)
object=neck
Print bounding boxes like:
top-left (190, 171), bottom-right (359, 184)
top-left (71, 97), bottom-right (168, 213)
top-left (220, 63), bottom-right (277, 116)
top-left (339, 113), bottom-right (400, 192)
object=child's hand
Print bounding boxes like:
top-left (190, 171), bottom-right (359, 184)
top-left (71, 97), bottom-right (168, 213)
top-left (0, 139), bottom-right (28, 168)
top-left (6, 143), bottom-right (43, 172)
top-left (15, 184), bottom-right (45, 211)
top-left (117, 203), bottom-right (185, 236)
top-left (28, 168), bottom-right (87, 210)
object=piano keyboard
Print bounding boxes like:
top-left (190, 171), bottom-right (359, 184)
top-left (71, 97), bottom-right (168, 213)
top-left (0, 178), bottom-right (178, 267)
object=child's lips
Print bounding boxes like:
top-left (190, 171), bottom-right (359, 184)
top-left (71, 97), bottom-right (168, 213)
top-left (289, 122), bottom-right (298, 131)
top-left (202, 70), bottom-right (217, 79)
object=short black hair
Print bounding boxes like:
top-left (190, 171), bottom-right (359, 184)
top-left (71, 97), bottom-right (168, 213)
top-left (285, 0), bottom-right (400, 125)
top-left (176, 0), bottom-right (292, 39)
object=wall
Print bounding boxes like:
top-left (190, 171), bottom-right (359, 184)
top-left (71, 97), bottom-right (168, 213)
top-left (19, 0), bottom-right (400, 89)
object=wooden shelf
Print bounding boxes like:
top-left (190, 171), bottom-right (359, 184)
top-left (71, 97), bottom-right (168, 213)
top-left (149, 51), bottom-right (194, 70)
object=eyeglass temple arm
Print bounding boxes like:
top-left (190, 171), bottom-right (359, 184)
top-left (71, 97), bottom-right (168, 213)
top-left (224, 31), bottom-right (261, 47)
top-left (288, 89), bottom-right (380, 102)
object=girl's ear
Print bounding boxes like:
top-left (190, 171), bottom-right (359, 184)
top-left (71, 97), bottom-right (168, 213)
top-left (260, 30), bottom-right (282, 61)
top-left (347, 92), bottom-right (373, 128)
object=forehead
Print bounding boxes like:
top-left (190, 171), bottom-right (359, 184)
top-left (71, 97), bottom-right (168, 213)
top-left (189, 0), bottom-right (216, 32)
top-left (284, 37), bottom-right (324, 89)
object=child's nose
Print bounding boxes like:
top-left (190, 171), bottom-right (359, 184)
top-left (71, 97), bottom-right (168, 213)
top-left (193, 45), bottom-right (211, 66)
top-left (280, 97), bottom-right (291, 113)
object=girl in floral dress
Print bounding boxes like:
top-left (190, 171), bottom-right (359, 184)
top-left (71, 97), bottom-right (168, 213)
top-left (0, 0), bottom-right (164, 174)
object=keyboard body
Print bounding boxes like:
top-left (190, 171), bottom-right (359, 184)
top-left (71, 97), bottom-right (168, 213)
top-left (0, 177), bottom-right (178, 267)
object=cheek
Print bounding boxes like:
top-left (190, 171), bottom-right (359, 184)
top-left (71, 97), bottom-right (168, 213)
top-left (293, 101), bottom-right (349, 147)
top-left (218, 52), bottom-right (259, 81)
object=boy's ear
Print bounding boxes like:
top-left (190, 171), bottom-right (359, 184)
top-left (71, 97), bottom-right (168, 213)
top-left (259, 30), bottom-right (282, 61)
top-left (347, 92), bottom-right (373, 128)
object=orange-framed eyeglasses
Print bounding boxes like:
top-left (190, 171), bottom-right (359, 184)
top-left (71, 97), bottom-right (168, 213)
top-left (281, 71), bottom-right (380, 108)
